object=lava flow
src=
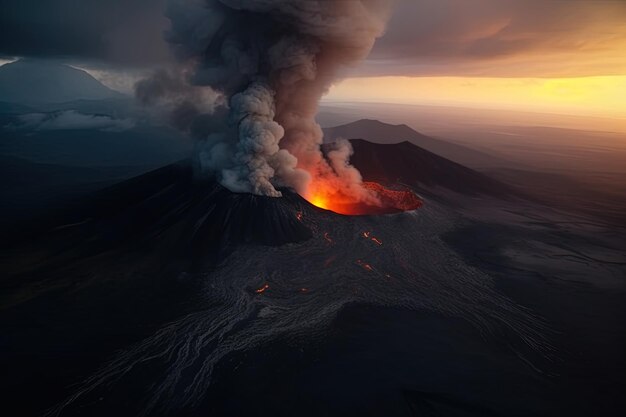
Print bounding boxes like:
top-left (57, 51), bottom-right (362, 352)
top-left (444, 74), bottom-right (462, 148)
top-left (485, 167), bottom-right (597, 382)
top-left (254, 284), bottom-right (270, 294)
top-left (304, 181), bottom-right (422, 215)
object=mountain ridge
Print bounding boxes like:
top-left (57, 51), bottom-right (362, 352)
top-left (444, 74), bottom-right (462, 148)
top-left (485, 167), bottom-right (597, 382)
top-left (323, 119), bottom-right (511, 169)
top-left (0, 59), bottom-right (123, 105)
top-left (346, 139), bottom-right (512, 197)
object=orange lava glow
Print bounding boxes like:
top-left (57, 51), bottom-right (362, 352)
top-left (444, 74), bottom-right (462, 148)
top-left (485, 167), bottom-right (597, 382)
top-left (361, 231), bottom-right (383, 245)
top-left (255, 284), bottom-right (270, 294)
top-left (356, 259), bottom-right (374, 272)
top-left (304, 181), bottom-right (422, 215)
top-left (310, 194), bottom-right (331, 211)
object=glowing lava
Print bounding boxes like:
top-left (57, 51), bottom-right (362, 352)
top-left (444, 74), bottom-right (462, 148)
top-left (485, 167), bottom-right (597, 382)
top-left (304, 181), bottom-right (422, 215)
top-left (361, 231), bottom-right (383, 245)
top-left (310, 195), bottom-right (330, 211)
top-left (254, 284), bottom-right (270, 294)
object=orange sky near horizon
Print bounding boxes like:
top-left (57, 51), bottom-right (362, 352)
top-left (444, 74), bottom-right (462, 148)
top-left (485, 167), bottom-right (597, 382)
top-left (324, 0), bottom-right (626, 120)
top-left (326, 75), bottom-right (626, 119)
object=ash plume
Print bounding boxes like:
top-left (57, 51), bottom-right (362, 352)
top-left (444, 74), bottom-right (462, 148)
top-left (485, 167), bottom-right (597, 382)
top-left (136, 0), bottom-right (394, 200)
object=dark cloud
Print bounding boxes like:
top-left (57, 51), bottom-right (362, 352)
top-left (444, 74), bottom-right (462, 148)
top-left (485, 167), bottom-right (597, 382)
top-left (135, 0), bottom-right (394, 201)
top-left (0, 0), bottom-right (169, 64)
top-left (2, 0), bottom-right (624, 78)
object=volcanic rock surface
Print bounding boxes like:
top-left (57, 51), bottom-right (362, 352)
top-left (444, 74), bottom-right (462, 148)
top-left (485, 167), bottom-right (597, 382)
top-left (8, 161), bottom-right (313, 267)
top-left (346, 139), bottom-right (512, 196)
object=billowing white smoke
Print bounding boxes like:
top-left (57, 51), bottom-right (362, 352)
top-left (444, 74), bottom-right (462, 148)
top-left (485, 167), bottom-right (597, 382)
top-left (137, 0), bottom-right (394, 200)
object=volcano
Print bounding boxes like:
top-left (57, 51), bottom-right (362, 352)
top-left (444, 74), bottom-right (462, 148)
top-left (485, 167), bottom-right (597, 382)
top-left (6, 139), bottom-right (505, 257)
top-left (3, 138), bottom-right (622, 417)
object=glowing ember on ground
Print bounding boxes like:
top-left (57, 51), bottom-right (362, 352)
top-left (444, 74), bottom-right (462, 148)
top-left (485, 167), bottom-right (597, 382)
top-left (254, 284), bottom-right (270, 294)
top-left (356, 260), bottom-right (374, 272)
top-left (304, 181), bottom-right (422, 215)
top-left (323, 232), bottom-right (333, 244)
top-left (295, 211), bottom-right (303, 221)
top-left (361, 231), bottom-right (382, 245)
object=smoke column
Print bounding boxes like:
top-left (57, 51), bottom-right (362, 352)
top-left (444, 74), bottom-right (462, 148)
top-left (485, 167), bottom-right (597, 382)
top-left (137, 0), bottom-right (394, 204)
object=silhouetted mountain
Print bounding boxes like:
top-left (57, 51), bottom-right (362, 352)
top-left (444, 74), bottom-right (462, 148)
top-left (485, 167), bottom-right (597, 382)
top-left (346, 139), bottom-right (511, 196)
top-left (0, 59), bottom-right (123, 105)
top-left (323, 119), bottom-right (509, 169)
top-left (3, 138), bottom-right (516, 270)
top-left (7, 139), bottom-right (512, 245)
top-left (0, 124), bottom-right (191, 167)
top-left (324, 119), bottom-right (431, 143)
top-left (7, 162), bottom-right (313, 266)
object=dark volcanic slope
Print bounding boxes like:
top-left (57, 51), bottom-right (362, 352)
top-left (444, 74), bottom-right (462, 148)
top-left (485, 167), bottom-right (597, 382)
top-left (346, 139), bottom-right (512, 196)
top-left (9, 162), bottom-right (312, 266)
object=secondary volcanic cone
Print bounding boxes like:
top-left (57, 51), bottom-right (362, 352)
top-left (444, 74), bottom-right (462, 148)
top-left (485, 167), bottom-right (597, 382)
top-left (136, 0), bottom-right (395, 211)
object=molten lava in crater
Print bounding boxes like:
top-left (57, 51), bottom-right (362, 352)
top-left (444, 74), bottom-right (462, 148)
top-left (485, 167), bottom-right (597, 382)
top-left (304, 181), bottom-right (423, 215)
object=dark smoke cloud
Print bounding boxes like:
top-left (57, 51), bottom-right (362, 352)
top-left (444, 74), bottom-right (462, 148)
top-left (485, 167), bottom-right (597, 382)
top-left (2, 0), bottom-right (624, 80)
top-left (139, 0), bottom-right (394, 199)
top-left (136, 68), bottom-right (226, 136)
top-left (0, 0), bottom-right (169, 64)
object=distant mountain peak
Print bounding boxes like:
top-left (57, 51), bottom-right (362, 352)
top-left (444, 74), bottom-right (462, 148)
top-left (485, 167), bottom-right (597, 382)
top-left (0, 59), bottom-right (123, 105)
top-left (322, 118), bottom-right (509, 169)
top-left (333, 118), bottom-right (424, 133)
top-left (324, 119), bottom-right (431, 143)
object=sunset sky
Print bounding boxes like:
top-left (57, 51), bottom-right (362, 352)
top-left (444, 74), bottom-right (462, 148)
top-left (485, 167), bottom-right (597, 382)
top-left (1, 0), bottom-right (625, 118)
top-left (327, 0), bottom-right (626, 118)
